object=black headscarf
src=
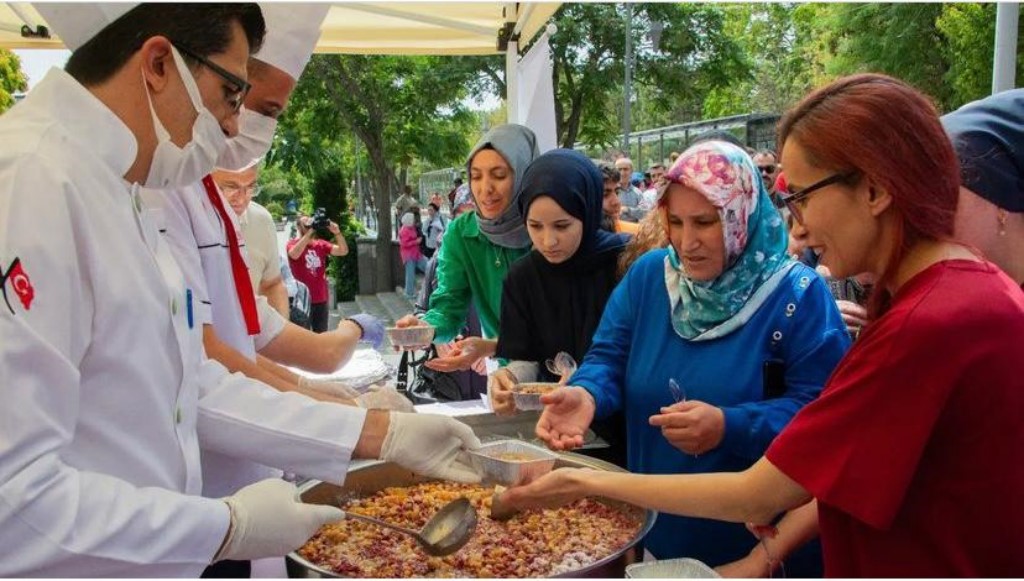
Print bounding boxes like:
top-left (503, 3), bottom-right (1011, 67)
top-left (498, 148), bottom-right (629, 467)
top-left (516, 149), bottom-right (629, 262)
top-left (496, 146), bottom-right (630, 374)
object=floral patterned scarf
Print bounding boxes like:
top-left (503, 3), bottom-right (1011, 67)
top-left (662, 141), bottom-right (793, 340)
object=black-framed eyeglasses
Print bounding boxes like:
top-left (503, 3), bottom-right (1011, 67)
top-left (172, 42), bottom-right (251, 113)
top-left (781, 171), bottom-right (859, 224)
top-left (757, 164), bottom-right (777, 174)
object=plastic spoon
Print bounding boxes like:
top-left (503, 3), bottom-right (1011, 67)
top-left (545, 352), bottom-right (578, 384)
top-left (668, 379), bottom-right (698, 458)
top-left (668, 378), bottom-right (686, 404)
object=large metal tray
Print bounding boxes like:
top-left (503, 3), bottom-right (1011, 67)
top-left (287, 453), bottom-right (656, 578)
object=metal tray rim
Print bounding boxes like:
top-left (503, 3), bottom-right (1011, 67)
top-left (288, 453), bottom-right (657, 578)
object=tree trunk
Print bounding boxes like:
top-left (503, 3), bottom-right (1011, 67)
top-left (364, 143), bottom-right (398, 293)
top-left (562, 93), bottom-right (584, 148)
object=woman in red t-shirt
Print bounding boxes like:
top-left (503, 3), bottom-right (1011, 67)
top-left (502, 74), bottom-right (1024, 577)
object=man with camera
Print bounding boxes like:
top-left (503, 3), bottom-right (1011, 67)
top-left (288, 209), bottom-right (349, 333)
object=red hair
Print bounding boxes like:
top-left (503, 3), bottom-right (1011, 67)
top-left (778, 74), bottom-right (960, 318)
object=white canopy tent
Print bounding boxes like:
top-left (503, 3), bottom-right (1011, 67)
top-left (0, 2), bottom-right (560, 54)
top-left (0, 2), bottom-right (561, 119)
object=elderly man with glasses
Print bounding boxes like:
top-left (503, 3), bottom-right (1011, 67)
top-left (211, 164), bottom-right (289, 320)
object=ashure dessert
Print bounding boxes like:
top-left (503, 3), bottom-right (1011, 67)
top-left (513, 384), bottom-right (557, 395)
top-left (492, 452), bottom-right (540, 463)
top-left (298, 481), bottom-right (641, 577)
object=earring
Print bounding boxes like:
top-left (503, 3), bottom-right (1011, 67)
top-left (998, 209), bottom-right (1008, 237)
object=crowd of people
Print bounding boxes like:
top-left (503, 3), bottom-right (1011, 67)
top-left (395, 69), bottom-right (1024, 581)
top-left (1, 2), bottom-right (1022, 579)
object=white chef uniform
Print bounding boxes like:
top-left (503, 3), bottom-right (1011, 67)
top-left (0, 67), bottom-right (364, 578)
top-left (145, 2), bottom-right (333, 503)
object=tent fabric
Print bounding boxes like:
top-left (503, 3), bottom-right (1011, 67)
top-left (0, 2), bottom-right (561, 55)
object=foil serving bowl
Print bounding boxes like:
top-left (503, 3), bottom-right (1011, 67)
top-left (625, 558), bottom-right (721, 578)
top-left (467, 440), bottom-right (558, 485)
top-left (385, 325), bottom-right (435, 348)
top-left (511, 382), bottom-right (560, 411)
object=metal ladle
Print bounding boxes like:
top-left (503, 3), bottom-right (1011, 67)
top-left (338, 497), bottom-right (478, 556)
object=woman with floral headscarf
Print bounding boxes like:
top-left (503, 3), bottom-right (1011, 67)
top-left (516, 141), bottom-right (849, 570)
top-left (396, 125), bottom-right (539, 371)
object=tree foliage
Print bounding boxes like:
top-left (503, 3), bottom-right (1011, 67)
top-left (544, 3), bottom-right (748, 148)
top-left (805, 2), bottom-right (1021, 112)
top-left (0, 49), bottom-right (28, 113)
top-left (702, 4), bottom-right (825, 118)
top-left (284, 54), bottom-right (478, 290)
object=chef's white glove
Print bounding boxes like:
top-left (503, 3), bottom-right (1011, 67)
top-left (298, 376), bottom-right (360, 399)
top-left (215, 479), bottom-right (343, 562)
top-left (380, 412), bottom-right (483, 483)
top-left (355, 385), bottom-right (416, 412)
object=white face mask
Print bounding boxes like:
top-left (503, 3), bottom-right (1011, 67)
top-left (216, 106), bottom-right (278, 171)
top-left (143, 46), bottom-right (229, 188)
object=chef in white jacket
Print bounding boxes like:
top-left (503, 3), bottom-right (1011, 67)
top-left (147, 3), bottom-right (396, 413)
top-left (146, 6), bottom-right (406, 577)
top-left (0, 4), bottom-right (480, 577)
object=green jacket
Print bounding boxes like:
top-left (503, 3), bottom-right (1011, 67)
top-left (422, 212), bottom-right (531, 343)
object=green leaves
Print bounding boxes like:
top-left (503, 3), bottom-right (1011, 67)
top-left (0, 49), bottom-right (28, 114)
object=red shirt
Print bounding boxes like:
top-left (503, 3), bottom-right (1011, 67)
top-left (287, 238), bottom-right (333, 304)
top-left (767, 260), bottom-right (1024, 577)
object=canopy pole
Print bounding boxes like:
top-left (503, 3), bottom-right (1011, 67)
top-left (506, 38), bottom-right (519, 124)
top-left (0, 21), bottom-right (22, 35)
top-left (504, 2), bottom-right (519, 124)
top-left (992, 2), bottom-right (1019, 94)
top-left (513, 3), bottom-right (536, 36)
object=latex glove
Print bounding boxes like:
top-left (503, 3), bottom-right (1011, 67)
top-left (216, 479), bottom-right (343, 562)
top-left (649, 400), bottom-right (726, 455)
top-left (355, 385), bottom-right (415, 412)
top-left (346, 314), bottom-right (385, 349)
top-left (297, 376), bottom-right (360, 400)
top-left (380, 412), bottom-right (482, 483)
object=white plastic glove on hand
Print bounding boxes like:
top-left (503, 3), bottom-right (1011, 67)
top-left (298, 376), bottom-right (361, 400)
top-left (355, 385), bottom-right (416, 412)
top-left (216, 479), bottom-right (343, 562)
top-left (380, 412), bottom-right (483, 483)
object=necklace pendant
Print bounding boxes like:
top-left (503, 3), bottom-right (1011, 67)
top-left (495, 258), bottom-right (501, 267)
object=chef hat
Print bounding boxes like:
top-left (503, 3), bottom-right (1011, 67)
top-left (942, 88), bottom-right (1024, 213)
top-left (34, 3), bottom-right (138, 51)
top-left (253, 3), bottom-right (329, 81)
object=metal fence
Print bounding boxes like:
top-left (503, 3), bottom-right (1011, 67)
top-left (575, 112), bottom-right (782, 167)
top-left (418, 168), bottom-right (460, 204)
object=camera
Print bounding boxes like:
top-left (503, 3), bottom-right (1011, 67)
top-left (310, 207), bottom-right (331, 238)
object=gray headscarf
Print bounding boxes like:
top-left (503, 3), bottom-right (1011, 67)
top-left (468, 124), bottom-right (540, 248)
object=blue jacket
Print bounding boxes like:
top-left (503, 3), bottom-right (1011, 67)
top-left (573, 249), bottom-right (850, 567)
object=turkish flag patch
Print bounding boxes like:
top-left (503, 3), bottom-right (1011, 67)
top-left (1, 257), bottom-right (34, 314)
